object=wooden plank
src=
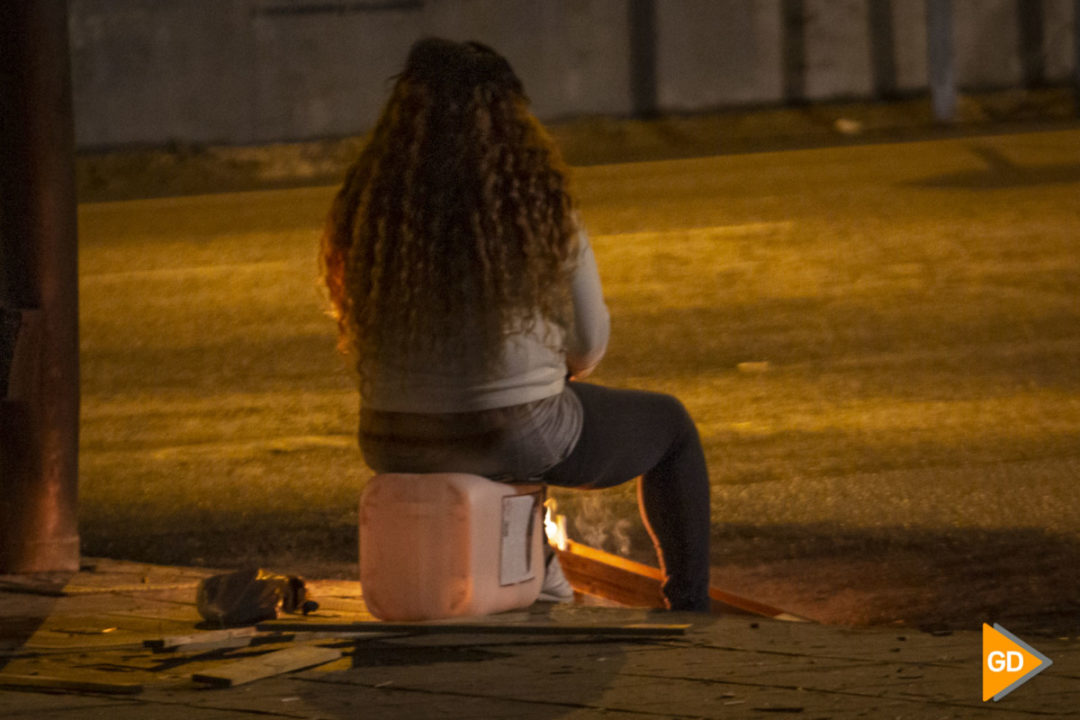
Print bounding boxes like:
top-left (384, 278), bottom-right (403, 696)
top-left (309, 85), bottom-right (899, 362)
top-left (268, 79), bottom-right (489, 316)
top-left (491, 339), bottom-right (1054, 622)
top-left (191, 645), bottom-right (343, 688)
top-left (144, 626), bottom-right (257, 652)
top-left (0, 673), bottom-right (143, 695)
top-left (0, 579), bottom-right (200, 596)
top-left (256, 620), bottom-right (688, 637)
top-left (62, 583), bottom-right (200, 594)
top-left (556, 541), bottom-right (666, 609)
top-left (557, 540), bottom-right (811, 622)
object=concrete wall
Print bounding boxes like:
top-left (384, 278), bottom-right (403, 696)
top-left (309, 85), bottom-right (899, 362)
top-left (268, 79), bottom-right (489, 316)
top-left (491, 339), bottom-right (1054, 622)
top-left (248, 2), bottom-right (424, 142)
top-left (805, 0), bottom-right (876, 99)
top-left (657, 0), bottom-right (784, 108)
top-left (68, 0), bottom-right (630, 147)
top-left (1045, 0), bottom-right (1079, 78)
top-left (68, 0), bottom-right (1078, 148)
top-left (421, 0), bottom-right (631, 118)
top-left (955, 0), bottom-right (1022, 87)
top-left (893, 1), bottom-right (930, 92)
top-left (69, 0), bottom-right (257, 147)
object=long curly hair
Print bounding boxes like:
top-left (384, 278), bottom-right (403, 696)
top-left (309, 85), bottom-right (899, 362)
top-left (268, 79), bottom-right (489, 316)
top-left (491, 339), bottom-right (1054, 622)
top-left (321, 38), bottom-right (578, 387)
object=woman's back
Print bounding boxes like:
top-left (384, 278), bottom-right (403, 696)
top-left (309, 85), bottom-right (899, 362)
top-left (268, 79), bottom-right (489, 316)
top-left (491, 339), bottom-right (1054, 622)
top-left (321, 38), bottom-right (583, 399)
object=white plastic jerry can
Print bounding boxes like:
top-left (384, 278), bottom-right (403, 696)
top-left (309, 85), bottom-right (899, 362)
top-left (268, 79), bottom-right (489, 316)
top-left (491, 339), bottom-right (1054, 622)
top-left (359, 473), bottom-right (544, 621)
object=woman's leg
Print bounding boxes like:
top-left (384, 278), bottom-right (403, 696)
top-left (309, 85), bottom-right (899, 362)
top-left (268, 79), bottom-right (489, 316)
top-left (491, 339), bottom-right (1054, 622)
top-left (541, 382), bottom-right (711, 611)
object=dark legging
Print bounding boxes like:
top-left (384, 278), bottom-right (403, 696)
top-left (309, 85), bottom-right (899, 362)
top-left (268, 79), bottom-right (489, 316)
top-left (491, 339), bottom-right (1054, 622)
top-left (541, 382), bottom-right (711, 611)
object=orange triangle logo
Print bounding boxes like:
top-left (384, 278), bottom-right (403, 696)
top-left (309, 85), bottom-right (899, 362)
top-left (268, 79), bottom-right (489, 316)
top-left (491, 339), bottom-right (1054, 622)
top-left (982, 623), bottom-right (1053, 701)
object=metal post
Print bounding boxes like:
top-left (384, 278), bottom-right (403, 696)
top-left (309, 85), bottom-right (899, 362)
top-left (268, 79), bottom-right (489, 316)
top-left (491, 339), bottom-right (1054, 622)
top-left (0, 0), bottom-right (81, 573)
top-left (926, 0), bottom-right (956, 122)
top-left (628, 0), bottom-right (658, 119)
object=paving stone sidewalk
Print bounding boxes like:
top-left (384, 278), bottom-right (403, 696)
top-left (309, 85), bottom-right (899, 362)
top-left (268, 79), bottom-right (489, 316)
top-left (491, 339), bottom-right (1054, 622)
top-left (2, 559), bottom-right (1077, 719)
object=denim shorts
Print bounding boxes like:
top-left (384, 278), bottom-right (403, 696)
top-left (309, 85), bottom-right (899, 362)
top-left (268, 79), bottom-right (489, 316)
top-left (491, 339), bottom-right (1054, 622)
top-left (358, 388), bottom-right (583, 483)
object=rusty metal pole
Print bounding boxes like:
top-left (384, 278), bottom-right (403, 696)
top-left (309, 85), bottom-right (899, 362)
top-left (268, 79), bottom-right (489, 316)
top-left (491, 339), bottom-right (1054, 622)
top-left (0, 0), bottom-right (81, 573)
top-left (1075, 0), bottom-right (1080, 115)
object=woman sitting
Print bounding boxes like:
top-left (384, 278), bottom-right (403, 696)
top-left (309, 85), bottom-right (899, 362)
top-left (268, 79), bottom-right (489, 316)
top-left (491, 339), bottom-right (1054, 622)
top-left (321, 38), bottom-right (711, 611)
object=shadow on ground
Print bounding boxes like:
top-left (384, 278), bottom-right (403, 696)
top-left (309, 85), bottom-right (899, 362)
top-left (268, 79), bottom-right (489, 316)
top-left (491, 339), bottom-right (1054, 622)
top-left (707, 523), bottom-right (1080, 636)
top-left (0, 576), bottom-right (70, 674)
top-left (297, 636), bottom-right (643, 720)
top-left (909, 143), bottom-right (1080, 188)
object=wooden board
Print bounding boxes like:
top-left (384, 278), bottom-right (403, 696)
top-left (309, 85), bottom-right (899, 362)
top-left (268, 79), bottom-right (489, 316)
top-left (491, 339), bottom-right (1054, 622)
top-left (556, 541), bottom-right (666, 609)
top-left (191, 645), bottom-right (343, 688)
top-left (556, 540), bottom-right (811, 621)
top-left (256, 620), bottom-right (688, 637)
top-left (144, 626), bottom-right (257, 653)
top-left (0, 673), bottom-right (143, 695)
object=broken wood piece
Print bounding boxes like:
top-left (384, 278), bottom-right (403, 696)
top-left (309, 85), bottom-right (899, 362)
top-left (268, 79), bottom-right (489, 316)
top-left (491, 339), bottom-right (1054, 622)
top-left (191, 645), bottom-right (343, 688)
top-left (256, 620), bottom-right (688, 637)
top-left (0, 672), bottom-right (143, 695)
top-left (555, 541), bottom-right (666, 609)
top-left (144, 626), bottom-right (257, 653)
top-left (61, 582), bottom-right (200, 595)
top-left (556, 540), bottom-right (810, 621)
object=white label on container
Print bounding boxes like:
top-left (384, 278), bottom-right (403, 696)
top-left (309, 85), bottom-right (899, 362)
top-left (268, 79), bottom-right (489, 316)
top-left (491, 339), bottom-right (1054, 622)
top-left (500, 494), bottom-right (536, 586)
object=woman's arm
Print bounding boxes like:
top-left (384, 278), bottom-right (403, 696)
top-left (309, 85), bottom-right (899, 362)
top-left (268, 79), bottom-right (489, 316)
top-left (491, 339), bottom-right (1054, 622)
top-left (565, 227), bottom-right (610, 379)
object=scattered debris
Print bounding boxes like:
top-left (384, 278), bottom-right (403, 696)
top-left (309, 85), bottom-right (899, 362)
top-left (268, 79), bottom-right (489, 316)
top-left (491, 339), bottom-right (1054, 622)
top-left (736, 361), bottom-right (771, 374)
top-left (834, 117), bottom-right (863, 135)
top-left (196, 569), bottom-right (317, 626)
